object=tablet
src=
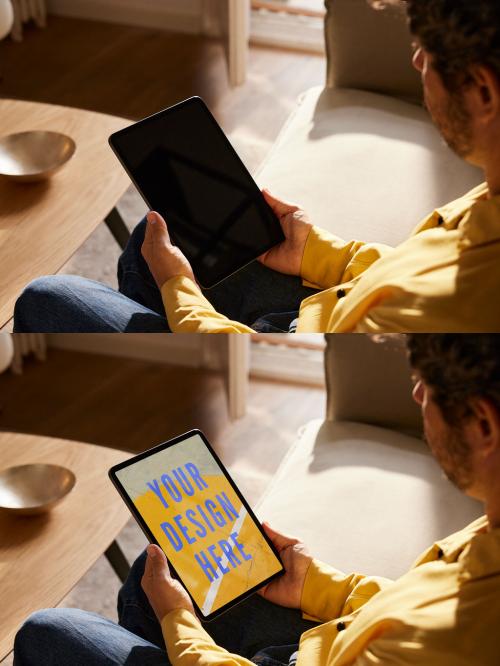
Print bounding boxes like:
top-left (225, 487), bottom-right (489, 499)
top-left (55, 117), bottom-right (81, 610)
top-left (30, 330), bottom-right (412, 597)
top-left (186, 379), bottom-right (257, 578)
top-left (108, 97), bottom-right (285, 288)
top-left (108, 430), bottom-right (284, 621)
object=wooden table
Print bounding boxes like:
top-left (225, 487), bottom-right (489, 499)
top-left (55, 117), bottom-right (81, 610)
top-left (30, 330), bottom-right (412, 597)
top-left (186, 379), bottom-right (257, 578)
top-left (0, 432), bottom-right (131, 661)
top-left (0, 99), bottom-right (132, 328)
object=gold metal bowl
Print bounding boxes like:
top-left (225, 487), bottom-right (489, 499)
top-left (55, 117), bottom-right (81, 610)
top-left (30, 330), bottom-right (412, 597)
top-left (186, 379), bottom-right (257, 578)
top-left (0, 464), bottom-right (76, 515)
top-left (0, 131), bottom-right (76, 183)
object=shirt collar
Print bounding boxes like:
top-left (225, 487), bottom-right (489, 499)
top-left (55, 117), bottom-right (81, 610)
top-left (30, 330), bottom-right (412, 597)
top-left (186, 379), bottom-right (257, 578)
top-left (435, 516), bottom-right (500, 582)
top-left (435, 183), bottom-right (500, 250)
top-left (457, 196), bottom-right (500, 250)
top-left (436, 182), bottom-right (489, 223)
top-left (458, 527), bottom-right (500, 582)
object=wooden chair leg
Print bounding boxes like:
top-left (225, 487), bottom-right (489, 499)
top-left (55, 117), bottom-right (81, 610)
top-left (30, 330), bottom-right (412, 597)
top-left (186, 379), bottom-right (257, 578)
top-left (104, 207), bottom-right (131, 250)
top-left (105, 539), bottom-right (130, 583)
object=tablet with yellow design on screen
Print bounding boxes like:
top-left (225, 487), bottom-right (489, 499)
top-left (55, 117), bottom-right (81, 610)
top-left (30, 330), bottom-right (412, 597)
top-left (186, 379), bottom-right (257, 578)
top-left (108, 430), bottom-right (284, 621)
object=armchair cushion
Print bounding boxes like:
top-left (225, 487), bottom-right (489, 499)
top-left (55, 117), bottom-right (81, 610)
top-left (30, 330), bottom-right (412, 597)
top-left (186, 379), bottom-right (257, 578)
top-left (257, 419), bottom-right (481, 580)
top-left (256, 86), bottom-right (482, 247)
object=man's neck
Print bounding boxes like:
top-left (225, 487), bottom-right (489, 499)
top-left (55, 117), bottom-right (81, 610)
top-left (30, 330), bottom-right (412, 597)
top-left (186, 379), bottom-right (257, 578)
top-left (485, 496), bottom-right (500, 530)
top-left (483, 141), bottom-right (500, 196)
top-left (485, 171), bottom-right (500, 197)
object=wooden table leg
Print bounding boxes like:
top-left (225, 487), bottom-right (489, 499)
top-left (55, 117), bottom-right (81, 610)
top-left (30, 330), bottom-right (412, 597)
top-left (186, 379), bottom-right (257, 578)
top-left (104, 207), bottom-right (131, 250)
top-left (104, 539), bottom-right (131, 583)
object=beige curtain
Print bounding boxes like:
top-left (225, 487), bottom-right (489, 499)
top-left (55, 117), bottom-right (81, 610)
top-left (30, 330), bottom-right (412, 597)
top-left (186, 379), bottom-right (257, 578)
top-left (11, 0), bottom-right (46, 41)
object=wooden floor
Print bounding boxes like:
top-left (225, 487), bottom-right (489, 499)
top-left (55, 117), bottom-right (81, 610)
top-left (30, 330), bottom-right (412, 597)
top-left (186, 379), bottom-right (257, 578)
top-left (0, 15), bottom-right (325, 144)
top-left (0, 349), bottom-right (325, 503)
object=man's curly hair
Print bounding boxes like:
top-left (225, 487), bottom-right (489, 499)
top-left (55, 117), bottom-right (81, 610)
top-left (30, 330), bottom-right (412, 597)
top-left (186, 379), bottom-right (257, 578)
top-left (371, 1), bottom-right (500, 93)
top-left (407, 335), bottom-right (500, 426)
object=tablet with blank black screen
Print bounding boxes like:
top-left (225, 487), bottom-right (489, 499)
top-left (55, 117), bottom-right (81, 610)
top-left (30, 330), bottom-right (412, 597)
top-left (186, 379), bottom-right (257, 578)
top-left (108, 430), bottom-right (284, 621)
top-left (108, 97), bottom-right (285, 289)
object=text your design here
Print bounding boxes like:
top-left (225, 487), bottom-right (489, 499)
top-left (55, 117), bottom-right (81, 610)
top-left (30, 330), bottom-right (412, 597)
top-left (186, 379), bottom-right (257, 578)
top-left (145, 463), bottom-right (252, 582)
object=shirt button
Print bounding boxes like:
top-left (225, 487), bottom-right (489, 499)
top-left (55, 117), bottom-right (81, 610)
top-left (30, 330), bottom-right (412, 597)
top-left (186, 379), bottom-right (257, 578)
top-left (437, 548), bottom-right (444, 559)
top-left (337, 621), bottom-right (346, 632)
top-left (336, 289), bottom-right (346, 299)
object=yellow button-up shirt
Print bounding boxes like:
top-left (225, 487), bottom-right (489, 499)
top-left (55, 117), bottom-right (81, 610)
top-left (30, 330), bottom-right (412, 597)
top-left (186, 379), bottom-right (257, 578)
top-left (161, 515), bottom-right (500, 665)
top-left (161, 183), bottom-right (500, 332)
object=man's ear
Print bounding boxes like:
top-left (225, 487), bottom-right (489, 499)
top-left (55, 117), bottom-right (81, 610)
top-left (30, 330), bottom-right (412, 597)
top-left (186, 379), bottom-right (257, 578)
top-left (465, 65), bottom-right (500, 125)
top-left (467, 397), bottom-right (500, 458)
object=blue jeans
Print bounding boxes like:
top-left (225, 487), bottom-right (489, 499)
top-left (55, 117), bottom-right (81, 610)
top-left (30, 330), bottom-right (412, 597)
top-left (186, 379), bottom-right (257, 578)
top-left (13, 218), bottom-right (319, 333)
top-left (13, 549), bottom-right (319, 665)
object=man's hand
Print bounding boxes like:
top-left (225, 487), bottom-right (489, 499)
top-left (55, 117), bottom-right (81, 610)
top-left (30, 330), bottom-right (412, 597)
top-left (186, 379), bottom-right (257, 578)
top-left (258, 190), bottom-right (313, 277)
top-left (141, 544), bottom-right (196, 622)
top-left (141, 211), bottom-right (196, 289)
top-left (258, 523), bottom-right (312, 610)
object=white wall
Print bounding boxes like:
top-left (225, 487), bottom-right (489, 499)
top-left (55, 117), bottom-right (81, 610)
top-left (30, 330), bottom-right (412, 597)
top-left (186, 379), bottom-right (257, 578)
top-left (47, 0), bottom-right (204, 34)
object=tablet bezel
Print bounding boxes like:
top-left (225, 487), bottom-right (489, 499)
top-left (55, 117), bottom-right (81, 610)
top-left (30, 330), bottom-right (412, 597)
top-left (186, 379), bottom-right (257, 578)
top-left (108, 97), bottom-right (285, 289)
top-left (108, 429), bottom-right (284, 622)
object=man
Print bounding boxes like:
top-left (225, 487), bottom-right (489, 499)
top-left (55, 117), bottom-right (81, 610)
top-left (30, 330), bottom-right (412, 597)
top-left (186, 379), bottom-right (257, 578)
top-left (13, 0), bottom-right (500, 333)
top-left (13, 334), bottom-right (500, 664)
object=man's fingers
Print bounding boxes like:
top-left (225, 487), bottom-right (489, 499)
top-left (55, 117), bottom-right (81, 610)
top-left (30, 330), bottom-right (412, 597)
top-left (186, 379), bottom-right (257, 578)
top-left (262, 521), bottom-right (299, 549)
top-left (143, 545), bottom-right (154, 579)
top-left (257, 583), bottom-right (270, 598)
top-left (258, 249), bottom-right (271, 264)
top-left (147, 211), bottom-right (171, 243)
top-left (262, 189), bottom-right (300, 216)
top-left (145, 544), bottom-right (169, 578)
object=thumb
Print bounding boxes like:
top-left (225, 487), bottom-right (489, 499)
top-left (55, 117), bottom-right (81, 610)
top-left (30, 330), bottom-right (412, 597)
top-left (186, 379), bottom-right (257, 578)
top-left (262, 189), bottom-right (300, 217)
top-left (262, 522), bottom-right (299, 550)
top-left (146, 211), bottom-right (171, 243)
top-left (145, 544), bottom-right (169, 578)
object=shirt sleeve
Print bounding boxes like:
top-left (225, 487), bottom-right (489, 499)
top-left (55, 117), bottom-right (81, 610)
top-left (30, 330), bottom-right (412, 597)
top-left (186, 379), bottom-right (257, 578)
top-left (161, 609), bottom-right (255, 665)
top-left (300, 227), bottom-right (392, 290)
top-left (161, 276), bottom-right (254, 333)
top-left (300, 559), bottom-right (392, 622)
